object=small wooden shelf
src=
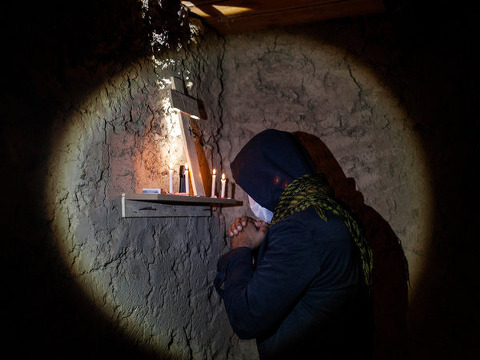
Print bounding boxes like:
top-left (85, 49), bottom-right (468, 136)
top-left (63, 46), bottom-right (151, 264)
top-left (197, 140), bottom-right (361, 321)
top-left (121, 193), bottom-right (241, 218)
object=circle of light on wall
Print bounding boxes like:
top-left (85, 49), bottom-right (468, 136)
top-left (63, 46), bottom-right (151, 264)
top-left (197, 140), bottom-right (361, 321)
top-left (44, 29), bottom-right (433, 358)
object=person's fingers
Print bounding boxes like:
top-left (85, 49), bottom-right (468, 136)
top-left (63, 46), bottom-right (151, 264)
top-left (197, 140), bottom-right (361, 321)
top-left (241, 216), bottom-right (249, 226)
top-left (254, 219), bottom-right (270, 231)
top-left (258, 223), bottom-right (269, 235)
top-left (234, 217), bottom-right (244, 231)
top-left (242, 221), bottom-right (268, 249)
top-left (227, 216), bottom-right (263, 238)
top-left (228, 220), bottom-right (239, 236)
top-left (228, 216), bottom-right (250, 237)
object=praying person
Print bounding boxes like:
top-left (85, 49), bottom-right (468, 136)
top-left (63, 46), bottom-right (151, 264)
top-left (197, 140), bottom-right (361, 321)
top-left (214, 129), bottom-right (373, 359)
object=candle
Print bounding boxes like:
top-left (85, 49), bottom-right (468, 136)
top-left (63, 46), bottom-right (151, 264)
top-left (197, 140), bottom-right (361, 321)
top-left (221, 173), bottom-right (226, 198)
top-left (169, 163), bottom-right (173, 194)
top-left (211, 168), bottom-right (216, 198)
top-left (184, 163), bottom-right (189, 195)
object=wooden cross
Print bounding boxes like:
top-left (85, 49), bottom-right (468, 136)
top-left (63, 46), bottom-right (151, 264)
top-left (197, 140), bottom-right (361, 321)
top-left (168, 77), bottom-right (209, 197)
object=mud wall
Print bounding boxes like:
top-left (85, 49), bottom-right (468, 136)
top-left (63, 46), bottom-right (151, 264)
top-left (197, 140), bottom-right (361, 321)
top-left (5, 2), bottom-right (478, 360)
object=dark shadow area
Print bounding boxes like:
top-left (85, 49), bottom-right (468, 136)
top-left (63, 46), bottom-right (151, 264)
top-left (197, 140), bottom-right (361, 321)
top-left (20, 241), bottom-right (180, 360)
top-left (4, 0), bottom-right (480, 359)
top-left (295, 132), bottom-right (409, 360)
top-left (3, 1), bottom-right (189, 359)
top-left (290, 2), bottom-right (480, 358)
top-left (385, 4), bottom-right (480, 357)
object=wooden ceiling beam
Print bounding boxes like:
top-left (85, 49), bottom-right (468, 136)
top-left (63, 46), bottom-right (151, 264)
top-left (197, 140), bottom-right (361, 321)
top-left (184, 0), bottom-right (386, 34)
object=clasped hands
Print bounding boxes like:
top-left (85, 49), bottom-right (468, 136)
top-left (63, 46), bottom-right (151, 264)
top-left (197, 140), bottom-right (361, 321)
top-left (228, 216), bottom-right (269, 250)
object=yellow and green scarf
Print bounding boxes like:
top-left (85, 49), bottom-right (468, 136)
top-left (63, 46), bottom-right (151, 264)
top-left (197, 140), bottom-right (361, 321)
top-left (271, 173), bottom-right (373, 290)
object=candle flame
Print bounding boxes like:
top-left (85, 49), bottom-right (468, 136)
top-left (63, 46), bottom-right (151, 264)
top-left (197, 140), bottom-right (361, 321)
top-left (185, 163), bottom-right (188, 170)
top-left (221, 173), bottom-right (225, 180)
top-left (213, 168), bottom-right (216, 175)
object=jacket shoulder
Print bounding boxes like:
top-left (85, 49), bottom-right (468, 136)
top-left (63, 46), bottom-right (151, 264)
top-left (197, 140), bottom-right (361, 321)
top-left (271, 207), bottom-right (350, 243)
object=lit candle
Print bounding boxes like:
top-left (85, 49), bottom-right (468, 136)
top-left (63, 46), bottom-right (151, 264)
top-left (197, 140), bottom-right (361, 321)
top-left (169, 163), bottom-right (173, 194)
top-left (221, 173), bottom-right (226, 198)
top-left (211, 168), bottom-right (216, 198)
top-left (184, 163), bottom-right (189, 195)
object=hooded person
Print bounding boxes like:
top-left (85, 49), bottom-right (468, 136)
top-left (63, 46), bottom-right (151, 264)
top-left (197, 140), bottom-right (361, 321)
top-left (214, 129), bottom-right (373, 360)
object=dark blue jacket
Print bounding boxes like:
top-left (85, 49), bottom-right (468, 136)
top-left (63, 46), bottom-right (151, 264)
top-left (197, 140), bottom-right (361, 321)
top-left (214, 129), bottom-right (372, 359)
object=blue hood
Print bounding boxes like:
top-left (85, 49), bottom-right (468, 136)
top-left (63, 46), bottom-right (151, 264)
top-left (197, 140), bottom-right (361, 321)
top-left (230, 129), bottom-right (317, 212)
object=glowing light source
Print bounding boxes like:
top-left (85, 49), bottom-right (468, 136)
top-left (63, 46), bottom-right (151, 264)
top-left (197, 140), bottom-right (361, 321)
top-left (185, 163), bottom-right (189, 195)
top-left (182, 1), bottom-right (211, 17)
top-left (181, 2), bottom-right (252, 17)
top-left (211, 168), bottom-right (216, 198)
top-left (221, 173), bottom-right (226, 198)
top-left (169, 163), bottom-right (173, 193)
top-left (212, 5), bottom-right (252, 16)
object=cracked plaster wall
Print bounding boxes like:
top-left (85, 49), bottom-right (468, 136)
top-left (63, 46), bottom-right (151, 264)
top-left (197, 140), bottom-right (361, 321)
top-left (44, 25), bottom-right (246, 359)
top-left (44, 20), bottom-right (428, 359)
top-left (12, 4), bottom-right (478, 360)
top-left (216, 24), bottom-right (430, 360)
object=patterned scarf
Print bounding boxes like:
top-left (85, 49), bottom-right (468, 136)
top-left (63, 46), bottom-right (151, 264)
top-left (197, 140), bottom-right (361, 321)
top-left (271, 173), bottom-right (373, 290)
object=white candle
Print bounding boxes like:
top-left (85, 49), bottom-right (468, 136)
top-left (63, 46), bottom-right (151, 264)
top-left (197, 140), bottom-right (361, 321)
top-left (184, 163), bottom-right (189, 195)
top-left (211, 168), bottom-right (216, 198)
top-left (221, 173), bottom-right (226, 198)
top-left (169, 163), bottom-right (173, 194)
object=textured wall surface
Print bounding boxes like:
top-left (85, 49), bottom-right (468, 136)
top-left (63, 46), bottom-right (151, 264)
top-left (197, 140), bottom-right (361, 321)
top-left (42, 29), bottom-right (250, 357)
top-left (217, 25), bottom-right (430, 359)
top-left (218, 26), bottom-right (431, 265)
top-left (7, 2), bottom-right (478, 360)
top-left (43, 19), bottom-right (428, 358)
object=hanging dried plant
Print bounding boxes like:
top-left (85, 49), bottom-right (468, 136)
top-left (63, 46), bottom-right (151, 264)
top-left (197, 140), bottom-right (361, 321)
top-left (143, 0), bottom-right (192, 56)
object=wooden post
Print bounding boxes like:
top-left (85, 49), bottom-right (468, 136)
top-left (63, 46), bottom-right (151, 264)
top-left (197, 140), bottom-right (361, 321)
top-left (169, 79), bottom-right (207, 197)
